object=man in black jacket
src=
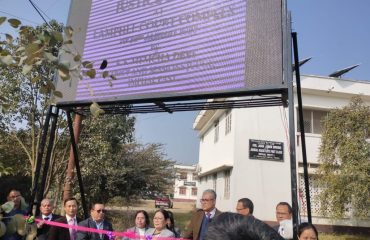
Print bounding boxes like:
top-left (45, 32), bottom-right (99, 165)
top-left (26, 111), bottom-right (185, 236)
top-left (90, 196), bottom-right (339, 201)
top-left (76, 202), bottom-right (113, 240)
top-left (48, 198), bottom-right (81, 240)
top-left (36, 198), bottom-right (61, 240)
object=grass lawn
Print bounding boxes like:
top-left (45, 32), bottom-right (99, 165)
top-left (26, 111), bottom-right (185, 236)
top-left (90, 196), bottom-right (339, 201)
top-left (107, 209), bottom-right (193, 232)
top-left (320, 234), bottom-right (369, 240)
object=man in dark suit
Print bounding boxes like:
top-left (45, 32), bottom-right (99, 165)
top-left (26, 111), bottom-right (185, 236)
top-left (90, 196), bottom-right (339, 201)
top-left (36, 198), bottom-right (61, 240)
top-left (183, 189), bottom-right (221, 240)
top-left (48, 198), bottom-right (81, 240)
top-left (76, 202), bottom-right (113, 240)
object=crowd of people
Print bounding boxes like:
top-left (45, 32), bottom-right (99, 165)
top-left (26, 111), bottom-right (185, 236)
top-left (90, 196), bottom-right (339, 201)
top-left (1, 189), bottom-right (319, 240)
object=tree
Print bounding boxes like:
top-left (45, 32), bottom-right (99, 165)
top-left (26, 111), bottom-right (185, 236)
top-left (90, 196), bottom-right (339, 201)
top-left (83, 143), bottom-right (175, 205)
top-left (0, 128), bottom-right (28, 175)
top-left (317, 96), bottom-right (370, 219)
top-left (1, 17), bottom-right (174, 207)
top-left (77, 114), bottom-right (175, 204)
top-left (0, 19), bottom-right (71, 188)
top-left (0, 162), bottom-right (12, 176)
top-left (0, 17), bottom-right (110, 194)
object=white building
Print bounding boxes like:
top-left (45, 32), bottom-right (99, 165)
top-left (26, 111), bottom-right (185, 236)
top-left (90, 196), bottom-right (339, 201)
top-left (173, 164), bottom-right (199, 201)
top-left (193, 75), bottom-right (370, 227)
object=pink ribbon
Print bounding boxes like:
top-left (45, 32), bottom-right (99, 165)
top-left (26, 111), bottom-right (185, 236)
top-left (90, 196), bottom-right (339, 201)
top-left (33, 218), bottom-right (187, 240)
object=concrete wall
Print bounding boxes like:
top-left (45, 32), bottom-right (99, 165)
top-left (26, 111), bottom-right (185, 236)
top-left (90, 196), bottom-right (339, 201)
top-left (197, 110), bottom-right (235, 174)
top-left (194, 75), bottom-right (370, 226)
top-left (231, 106), bottom-right (292, 221)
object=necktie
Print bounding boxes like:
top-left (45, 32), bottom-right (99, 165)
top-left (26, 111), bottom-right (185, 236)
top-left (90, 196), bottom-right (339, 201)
top-left (199, 213), bottom-right (211, 240)
top-left (44, 217), bottom-right (49, 221)
top-left (69, 218), bottom-right (76, 240)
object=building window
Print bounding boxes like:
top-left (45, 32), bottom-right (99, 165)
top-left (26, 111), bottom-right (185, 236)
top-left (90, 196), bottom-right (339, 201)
top-left (213, 173), bottom-right (217, 192)
top-left (298, 109), bottom-right (328, 134)
top-left (225, 111), bottom-right (232, 135)
top-left (199, 176), bottom-right (204, 183)
top-left (191, 188), bottom-right (197, 196)
top-left (214, 121), bottom-right (219, 143)
top-left (179, 172), bottom-right (187, 180)
top-left (192, 173), bottom-right (198, 181)
top-left (179, 187), bottom-right (187, 195)
top-left (224, 170), bottom-right (230, 199)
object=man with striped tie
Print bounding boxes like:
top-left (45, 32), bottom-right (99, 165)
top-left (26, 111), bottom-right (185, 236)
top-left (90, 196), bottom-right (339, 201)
top-left (183, 189), bottom-right (221, 240)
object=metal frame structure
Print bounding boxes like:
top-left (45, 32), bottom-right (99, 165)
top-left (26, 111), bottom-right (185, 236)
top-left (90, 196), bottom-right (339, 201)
top-left (27, 7), bottom-right (310, 240)
top-left (28, 47), bottom-right (308, 240)
top-left (292, 32), bottom-right (312, 224)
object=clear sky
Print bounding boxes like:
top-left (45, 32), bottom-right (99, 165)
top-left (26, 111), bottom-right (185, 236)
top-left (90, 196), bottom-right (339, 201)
top-left (1, 0), bottom-right (369, 165)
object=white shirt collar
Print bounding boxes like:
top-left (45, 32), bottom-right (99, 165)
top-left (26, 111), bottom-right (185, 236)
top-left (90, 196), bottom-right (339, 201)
top-left (66, 215), bottom-right (76, 223)
top-left (42, 214), bottom-right (53, 220)
top-left (205, 208), bottom-right (216, 218)
top-left (137, 228), bottom-right (145, 236)
top-left (94, 220), bottom-right (103, 227)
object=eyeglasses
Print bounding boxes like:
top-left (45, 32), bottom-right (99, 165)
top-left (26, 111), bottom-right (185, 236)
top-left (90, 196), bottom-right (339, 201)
top-left (236, 208), bottom-right (246, 211)
top-left (200, 198), bottom-right (214, 202)
top-left (276, 211), bottom-right (290, 216)
top-left (95, 209), bottom-right (106, 213)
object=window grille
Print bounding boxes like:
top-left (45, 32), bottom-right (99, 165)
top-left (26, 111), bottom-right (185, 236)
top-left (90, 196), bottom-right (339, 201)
top-left (224, 170), bottom-right (230, 199)
top-left (214, 121), bottom-right (219, 142)
top-left (179, 172), bottom-right (187, 180)
top-left (298, 174), bottom-right (321, 216)
top-left (297, 109), bottom-right (328, 134)
top-left (179, 187), bottom-right (187, 195)
top-left (213, 173), bottom-right (217, 192)
top-left (225, 111), bottom-right (232, 135)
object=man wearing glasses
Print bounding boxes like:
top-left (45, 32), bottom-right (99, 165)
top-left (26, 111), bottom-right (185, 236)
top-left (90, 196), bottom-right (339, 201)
top-left (236, 198), bottom-right (254, 216)
top-left (6, 190), bottom-right (23, 211)
top-left (76, 202), bottom-right (113, 240)
top-left (36, 198), bottom-right (61, 240)
top-left (183, 189), bottom-right (221, 240)
top-left (274, 202), bottom-right (293, 239)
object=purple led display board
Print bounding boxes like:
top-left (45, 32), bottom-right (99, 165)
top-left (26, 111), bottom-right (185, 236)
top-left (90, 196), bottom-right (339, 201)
top-left (56, 0), bottom-right (287, 105)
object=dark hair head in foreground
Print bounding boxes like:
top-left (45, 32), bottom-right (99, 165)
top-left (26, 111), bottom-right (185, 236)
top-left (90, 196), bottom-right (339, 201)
top-left (298, 222), bottom-right (319, 240)
top-left (206, 212), bottom-right (284, 240)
